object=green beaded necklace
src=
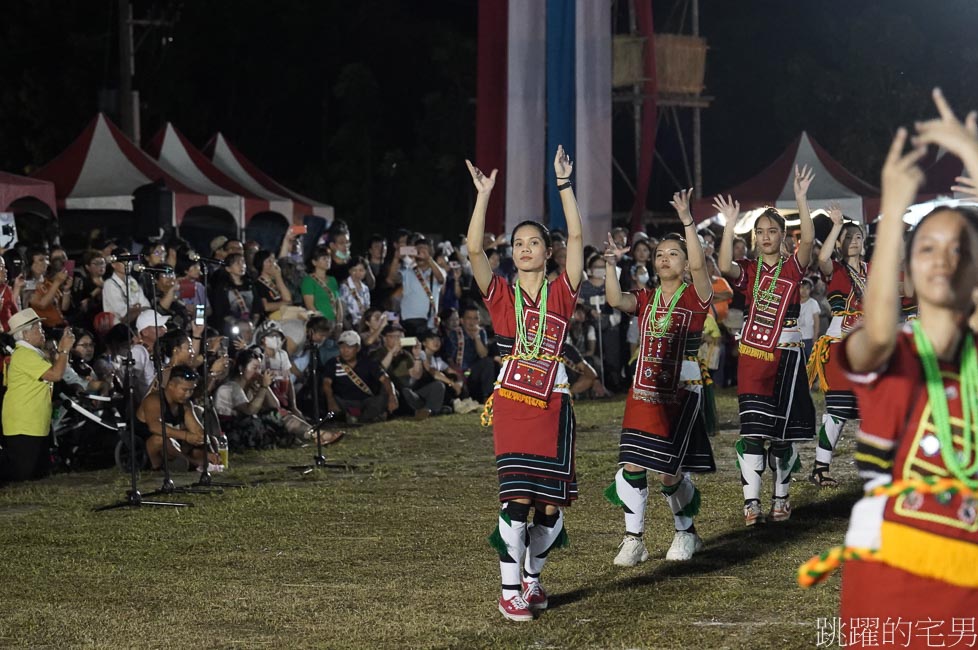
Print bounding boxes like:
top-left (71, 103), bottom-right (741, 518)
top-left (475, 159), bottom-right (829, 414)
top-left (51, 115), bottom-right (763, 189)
top-left (752, 256), bottom-right (785, 307)
top-left (647, 283), bottom-right (688, 338)
top-left (514, 279), bottom-right (549, 359)
top-left (911, 320), bottom-right (978, 489)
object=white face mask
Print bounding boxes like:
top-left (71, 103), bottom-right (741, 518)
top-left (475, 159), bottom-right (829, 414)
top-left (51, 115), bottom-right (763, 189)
top-left (265, 336), bottom-right (281, 350)
top-left (590, 268), bottom-right (606, 280)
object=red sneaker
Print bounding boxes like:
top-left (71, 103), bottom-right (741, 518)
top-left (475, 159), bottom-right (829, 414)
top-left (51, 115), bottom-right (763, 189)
top-left (498, 594), bottom-right (534, 621)
top-left (521, 580), bottom-right (549, 611)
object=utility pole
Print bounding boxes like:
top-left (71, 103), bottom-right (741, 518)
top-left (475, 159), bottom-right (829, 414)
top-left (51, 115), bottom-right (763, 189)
top-left (118, 0), bottom-right (139, 141)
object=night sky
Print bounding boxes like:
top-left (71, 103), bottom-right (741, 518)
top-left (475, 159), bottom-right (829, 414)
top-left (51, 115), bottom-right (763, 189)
top-left (2, 0), bottom-right (977, 240)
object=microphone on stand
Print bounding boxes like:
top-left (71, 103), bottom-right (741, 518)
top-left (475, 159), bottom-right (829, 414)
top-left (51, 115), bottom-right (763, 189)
top-left (106, 254), bottom-right (142, 263)
top-left (187, 251), bottom-right (229, 267)
top-left (132, 264), bottom-right (174, 274)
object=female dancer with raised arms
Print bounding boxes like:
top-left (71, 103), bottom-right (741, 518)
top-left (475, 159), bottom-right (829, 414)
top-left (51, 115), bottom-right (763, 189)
top-left (603, 188), bottom-right (716, 566)
top-left (465, 146), bottom-right (583, 622)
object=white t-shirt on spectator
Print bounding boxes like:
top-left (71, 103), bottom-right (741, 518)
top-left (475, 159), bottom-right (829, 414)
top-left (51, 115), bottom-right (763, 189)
top-left (102, 274), bottom-right (151, 321)
top-left (798, 298), bottom-right (820, 340)
top-left (214, 382), bottom-right (249, 417)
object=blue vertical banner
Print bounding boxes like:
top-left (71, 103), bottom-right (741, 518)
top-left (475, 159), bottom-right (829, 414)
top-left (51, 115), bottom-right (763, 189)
top-left (546, 0), bottom-right (575, 232)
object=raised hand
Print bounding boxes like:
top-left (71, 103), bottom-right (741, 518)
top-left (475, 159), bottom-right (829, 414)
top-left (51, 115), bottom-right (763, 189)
top-left (554, 145), bottom-right (573, 179)
top-left (603, 232), bottom-right (630, 263)
top-left (952, 175), bottom-right (978, 199)
top-left (712, 194), bottom-right (741, 226)
top-left (670, 188), bottom-right (694, 223)
top-left (794, 164), bottom-right (815, 198)
top-left (465, 160), bottom-right (497, 194)
top-left (913, 88), bottom-right (978, 162)
top-left (881, 128), bottom-right (926, 216)
top-left (827, 203), bottom-right (844, 227)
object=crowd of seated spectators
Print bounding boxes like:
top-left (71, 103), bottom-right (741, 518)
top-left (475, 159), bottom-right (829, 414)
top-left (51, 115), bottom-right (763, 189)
top-left (1, 214), bottom-right (815, 484)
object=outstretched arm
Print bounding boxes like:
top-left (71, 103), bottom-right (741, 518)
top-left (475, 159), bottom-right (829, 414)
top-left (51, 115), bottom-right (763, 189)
top-left (672, 188), bottom-right (713, 303)
top-left (794, 164), bottom-right (816, 268)
top-left (846, 128), bottom-right (925, 374)
top-left (603, 232), bottom-right (636, 314)
top-left (818, 204), bottom-right (844, 277)
top-left (464, 160), bottom-right (498, 296)
top-left (715, 194), bottom-right (742, 282)
top-left (555, 145), bottom-right (584, 292)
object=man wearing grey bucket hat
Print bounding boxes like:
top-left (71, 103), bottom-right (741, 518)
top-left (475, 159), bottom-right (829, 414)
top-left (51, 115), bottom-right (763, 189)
top-left (1, 309), bottom-right (74, 481)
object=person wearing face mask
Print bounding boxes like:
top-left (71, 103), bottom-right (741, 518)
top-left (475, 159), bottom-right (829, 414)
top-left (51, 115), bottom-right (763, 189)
top-left (326, 222), bottom-right (354, 284)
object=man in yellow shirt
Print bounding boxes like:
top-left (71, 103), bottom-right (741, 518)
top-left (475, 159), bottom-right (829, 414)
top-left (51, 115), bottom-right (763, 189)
top-left (2, 309), bottom-right (74, 481)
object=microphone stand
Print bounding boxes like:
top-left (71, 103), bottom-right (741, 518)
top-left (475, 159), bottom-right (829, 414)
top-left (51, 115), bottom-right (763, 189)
top-left (193, 260), bottom-right (241, 488)
top-left (96, 262), bottom-right (189, 511)
top-left (141, 274), bottom-right (214, 497)
top-left (289, 341), bottom-right (353, 474)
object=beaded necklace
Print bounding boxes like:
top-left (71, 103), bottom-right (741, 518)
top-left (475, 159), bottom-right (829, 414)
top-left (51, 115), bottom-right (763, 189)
top-left (912, 320), bottom-right (978, 489)
top-left (514, 279), bottom-right (548, 359)
top-left (647, 283), bottom-right (687, 338)
top-left (752, 256), bottom-right (784, 308)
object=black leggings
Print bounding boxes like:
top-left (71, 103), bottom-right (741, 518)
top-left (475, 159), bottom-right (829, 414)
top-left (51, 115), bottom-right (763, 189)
top-left (2, 434), bottom-right (50, 482)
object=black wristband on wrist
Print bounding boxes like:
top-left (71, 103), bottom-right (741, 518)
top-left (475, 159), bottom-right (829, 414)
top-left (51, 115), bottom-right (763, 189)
top-left (556, 176), bottom-right (571, 180)
top-left (557, 181), bottom-right (572, 191)
top-left (681, 220), bottom-right (694, 227)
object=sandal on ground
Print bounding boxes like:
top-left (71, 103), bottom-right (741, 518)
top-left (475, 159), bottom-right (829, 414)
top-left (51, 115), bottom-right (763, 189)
top-left (809, 466), bottom-right (839, 488)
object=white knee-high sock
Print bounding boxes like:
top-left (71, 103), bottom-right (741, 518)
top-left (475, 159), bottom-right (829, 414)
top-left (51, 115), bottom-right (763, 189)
top-left (493, 502), bottom-right (529, 598)
top-left (737, 438), bottom-right (766, 503)
top-left (662, 475), bottom-right (701, 531)
top-left (524, 509), bottom-right (564, 581)
top-left (815, 414), bottom-right (845, 466)
top-left (769, 443), bottom-right (800, 499)
top-left (608, 467), bottom-right (648, 535)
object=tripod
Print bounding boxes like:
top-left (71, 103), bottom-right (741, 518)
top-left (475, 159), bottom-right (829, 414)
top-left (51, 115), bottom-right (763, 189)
top-left (192, 258), bottom-right (241, 488)
top-left (96, 262), bottom-right (190, 511)
top-left (289, 341), bottom-right (352, 474)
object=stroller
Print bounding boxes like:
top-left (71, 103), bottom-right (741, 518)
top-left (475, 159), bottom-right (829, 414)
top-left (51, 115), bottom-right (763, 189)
top-left (51, 390), bottom-right (124, 471)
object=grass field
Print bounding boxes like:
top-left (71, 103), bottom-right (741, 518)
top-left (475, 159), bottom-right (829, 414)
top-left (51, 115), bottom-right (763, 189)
top-left (0, 389), bottom-right (858, 649)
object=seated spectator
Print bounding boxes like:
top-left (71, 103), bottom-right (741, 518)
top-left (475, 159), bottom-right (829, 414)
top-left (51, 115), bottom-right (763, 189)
top-left (136, 365), bottom-right (220, 472)
top-left (365, 234), bottom-right (387, 288)
top-left (323, 330), bottom-right (396, 424)
top-left (102, 249), bottom-right (152, 325)
top-left (30, 258), bottom-right (71, 328)
top-left (1, 310), bottom-right (74, 482)
top-left (340, 255), bottom-right (370, 329)
top-left (444, 304), bottom-right (497, 403)
top-left (563, 341), bottom-right (606, 398)
top-left (255, 320), bottom-right (303, 414)
top-left (302, 245), bottom-right (343, 324)
top-left (370, 322), bottom-right (443, 418)
top-left (436, 251), bottom-right (464, 313)
top-left (358, 307), bottom-right (387, 353)
top-left (151, 265), bottom-right (191, 331)
top-left (208, 253), bottom-right (253, 334)
top-left (214, 348), bottom-right (303, 449)
top-left (20, 248), bottom-right (49, 310)
top-left (175, 256), bottom-right (207, 315)
top-left (69, 327), bottom-right (108, 395)
top-left (0, 256), bottom-right (21, 331)
top-left (293, 316), bottom-right (337, 414)
top-left (138, 241), bottom-right (168, 300)
top-left (252, 250), bottom-right (294, 324)
top-left (325, 221), bottom-right (354, 284)
top-left (418, 329), bottom-right (479, 414)
top-left (70, 249), bottom-right (107, 329)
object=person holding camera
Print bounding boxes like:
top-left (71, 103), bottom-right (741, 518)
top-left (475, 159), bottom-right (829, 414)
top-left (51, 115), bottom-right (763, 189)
top-left (29, 258), bottom-right (71, 328)
top-left (396, 237), bottom-right (445, 336)
top-left (0, 256), bottom-right (22, 331)
top-left (1, 309), bottom-right (74, 481)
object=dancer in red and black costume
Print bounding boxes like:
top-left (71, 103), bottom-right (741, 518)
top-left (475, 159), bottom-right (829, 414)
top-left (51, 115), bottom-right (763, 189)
top-left (603, 189), bottom-right (716, 566)
top-left (806, 204), bottom-right (868, 487)
top-left (465, 146), bottom-right (583, 622)
top-left (717, 166), bottom-right (817, 526)
top-left (798, 91), bottom-right (978, 640)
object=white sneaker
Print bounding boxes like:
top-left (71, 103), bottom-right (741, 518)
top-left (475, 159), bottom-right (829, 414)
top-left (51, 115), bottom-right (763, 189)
top-left (665, 530), bottom-right (704, 561)
top-left (613, 535), bottom-right (650, 566)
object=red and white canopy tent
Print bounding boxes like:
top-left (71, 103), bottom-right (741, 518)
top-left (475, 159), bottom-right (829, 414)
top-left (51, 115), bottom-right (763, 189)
top-left (31, 113), bottom-right (208, 224)
top-left (0, 172), bottom-right (57, 215)
top-left (203, 133), bottom-right (333, 225)
top-left (691, 131), bottom-right (879, 225)
top-left (145, 123), bottom-right (275, 229)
